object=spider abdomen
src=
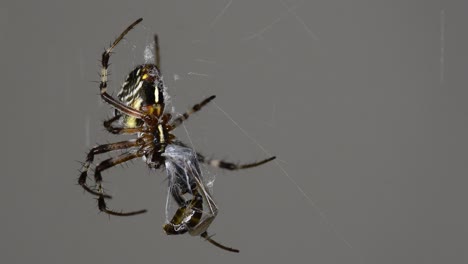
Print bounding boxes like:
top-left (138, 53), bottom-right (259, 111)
top-left (116, 64), bottom-right (165, 127)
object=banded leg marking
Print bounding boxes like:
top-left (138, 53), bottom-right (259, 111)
top-left (79, 139), bottom-right (141, 198)
top-left (170, 95), bottom-right (216, 128)
top-left (202, 156), bottom-right (276, 171)
top-left (93, 151), bottom-right (147, 216)
top-left (98, 18), bottom-right (149, 120)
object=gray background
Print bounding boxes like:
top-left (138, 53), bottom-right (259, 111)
top-left (1, 0), bottom-right (467, 263)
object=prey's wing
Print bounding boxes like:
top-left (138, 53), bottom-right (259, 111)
top-left (163, 144), bottom-right (218, 235)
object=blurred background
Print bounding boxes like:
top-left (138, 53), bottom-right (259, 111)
top-left (1, 0), bottom-right (467, 263)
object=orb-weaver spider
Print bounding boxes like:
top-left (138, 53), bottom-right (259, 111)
top-left (78, 18), bottom-right (275, 253)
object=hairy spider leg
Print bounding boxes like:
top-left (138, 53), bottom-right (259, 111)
top-left (79, 139), bottom-right (142, 198)
top-left (93, 151), bottom-right (147, 216)
top-left (99, 18), bottom-right (154, 122)
top-left (170, 95), bottom-right (216, 128)
top-left (174, 142), bottom-right (276, 171)
top-left (202, 156), bottom-right (276, 171)
top-left (154, 34), bottom-right (161, 72)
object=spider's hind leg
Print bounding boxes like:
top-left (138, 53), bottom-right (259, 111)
top-left (198, 153), bottom-right (276, 171)
top-left (92, 151), bottom-right (147, 216)
top-left (173, 141), bottom-right (276, 171)
top-left (79, 139), bottom-right (141, 197)
top-left (78, 139), bottom-right (148, 216)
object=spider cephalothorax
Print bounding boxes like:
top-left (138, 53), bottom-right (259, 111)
top-left (78, 18), bottom-right (275, 253)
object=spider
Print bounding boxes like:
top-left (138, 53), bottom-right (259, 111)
top-left (78, 18), bottom-right (275, 253)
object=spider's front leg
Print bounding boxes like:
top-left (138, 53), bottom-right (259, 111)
top-left (98, 18), bottom-right (155, 122)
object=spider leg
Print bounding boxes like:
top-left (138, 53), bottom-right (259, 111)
top-left (93, 151), bottom-right (147, 216)
top-left (201, 155), bottom-right (276, 171)
top-left (103, 114), bottom-right (121, 129)
top-left (170, 95), bottom-right (216, 128)
top-left (103, 115), bottom-right (147, 134)
top-left (99, 18), bottom-right (151, 121)
top-left (79, 139), bottom-right (142, 197)
top-left (201, 232), bottom-right (239, 253)
top-left (173, 141), bottom-right (276, 171)
top-left (154, 34), bottom-right (161, 72)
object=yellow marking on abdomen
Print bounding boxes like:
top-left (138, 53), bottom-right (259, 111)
top-left (158, 124), bottom-right (165, 143)
top-left (124, 98), bottom-right (143, 128)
